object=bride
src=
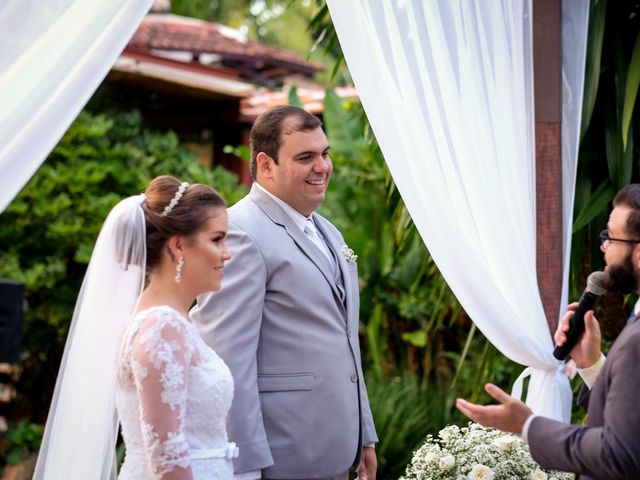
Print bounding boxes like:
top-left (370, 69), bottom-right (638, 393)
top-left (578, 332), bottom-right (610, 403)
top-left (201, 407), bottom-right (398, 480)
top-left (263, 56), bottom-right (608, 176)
top-left (33, 176), bottom-right (236, 479)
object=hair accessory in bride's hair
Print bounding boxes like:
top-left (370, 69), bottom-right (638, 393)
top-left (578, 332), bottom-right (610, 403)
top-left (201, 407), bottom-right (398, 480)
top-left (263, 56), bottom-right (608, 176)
top-left (161, 182), bottom-right (189, 216)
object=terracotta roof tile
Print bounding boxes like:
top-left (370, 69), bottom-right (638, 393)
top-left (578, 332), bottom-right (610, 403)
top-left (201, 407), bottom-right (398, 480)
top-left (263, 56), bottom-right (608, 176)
top-left (128, 14), bottom-right (324, 80)
top-left (240, 86), bottom-right (359, 120)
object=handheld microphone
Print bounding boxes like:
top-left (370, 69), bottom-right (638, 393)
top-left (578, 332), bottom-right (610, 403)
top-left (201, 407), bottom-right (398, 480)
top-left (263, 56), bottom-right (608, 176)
top-left (553, 271), bottom-right (606, 360)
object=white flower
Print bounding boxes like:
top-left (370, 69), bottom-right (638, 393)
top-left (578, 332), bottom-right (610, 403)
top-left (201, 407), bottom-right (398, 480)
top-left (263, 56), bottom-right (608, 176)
top-left (424, 451), bottom-right (439, 463)
top-left (341, 244), bottom-right (358, 263)
top-left (493, 434), bottom-right (519, 451)
top-left (438, 425), bottom-right (458, 442)
top-left (467, 464), bottom-right (495, 480)
top-left (530, 469), bottom-right (548, 480)
top-left (401, 422), bottom-right (573, 480)
top-left (438, 454), bottom-right (455, 470)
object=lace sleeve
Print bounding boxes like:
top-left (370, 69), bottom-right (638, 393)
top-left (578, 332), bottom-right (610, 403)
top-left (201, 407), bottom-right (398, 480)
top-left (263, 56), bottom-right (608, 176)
top-left (130, 310), bottom-right (196, 479)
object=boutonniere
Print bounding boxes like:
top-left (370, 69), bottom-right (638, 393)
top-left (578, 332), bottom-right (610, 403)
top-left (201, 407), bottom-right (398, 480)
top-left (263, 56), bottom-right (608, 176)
top-left (341, 245), bottom-right (358, 263)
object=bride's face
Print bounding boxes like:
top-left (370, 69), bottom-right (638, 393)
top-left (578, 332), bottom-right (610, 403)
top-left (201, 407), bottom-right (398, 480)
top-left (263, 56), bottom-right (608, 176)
top-left (181, 208), bottom-right (231, 295)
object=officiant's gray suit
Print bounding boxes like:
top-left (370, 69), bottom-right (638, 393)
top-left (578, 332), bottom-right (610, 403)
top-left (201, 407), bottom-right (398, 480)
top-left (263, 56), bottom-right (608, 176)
top-left (527, 317), bottom-right (640, 479)
top-left (191, 184), bottom-right (377, 479)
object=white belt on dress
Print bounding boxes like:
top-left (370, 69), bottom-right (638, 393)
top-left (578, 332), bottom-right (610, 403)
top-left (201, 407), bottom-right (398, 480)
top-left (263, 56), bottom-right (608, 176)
top-left (127, 442), bottom-right (239, 460)
top-left (190, 442), bottom-right (239, 460)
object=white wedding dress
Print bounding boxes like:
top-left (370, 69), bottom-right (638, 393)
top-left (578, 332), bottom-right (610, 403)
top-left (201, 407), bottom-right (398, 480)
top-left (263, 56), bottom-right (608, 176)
top-left (115, 305), bottom-right (236, 479)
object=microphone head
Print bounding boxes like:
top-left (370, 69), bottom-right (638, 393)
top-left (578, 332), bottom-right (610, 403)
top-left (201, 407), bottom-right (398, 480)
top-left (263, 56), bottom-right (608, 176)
top-left (586, 271), bottom-right (606, 296)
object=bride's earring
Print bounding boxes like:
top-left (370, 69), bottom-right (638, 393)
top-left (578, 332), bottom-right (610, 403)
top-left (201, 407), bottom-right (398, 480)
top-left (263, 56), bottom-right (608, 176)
top-left (175, 256), bottom-right (184, 284)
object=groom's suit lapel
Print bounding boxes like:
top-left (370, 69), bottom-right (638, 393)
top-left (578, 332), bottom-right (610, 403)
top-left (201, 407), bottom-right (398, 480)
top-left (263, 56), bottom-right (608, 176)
top-left (314, 215), bottom-right (352, 312)
top-left (249, 186), bottom-right (347, 316)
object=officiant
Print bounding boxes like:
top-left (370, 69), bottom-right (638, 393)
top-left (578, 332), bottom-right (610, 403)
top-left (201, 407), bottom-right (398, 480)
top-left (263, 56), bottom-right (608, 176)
top-left (456, 184), bottom-right (640, 480)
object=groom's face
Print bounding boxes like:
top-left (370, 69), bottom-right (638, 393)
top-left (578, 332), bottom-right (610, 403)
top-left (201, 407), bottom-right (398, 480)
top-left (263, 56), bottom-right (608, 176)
top-left (265, 122), bottom-right (332, 216)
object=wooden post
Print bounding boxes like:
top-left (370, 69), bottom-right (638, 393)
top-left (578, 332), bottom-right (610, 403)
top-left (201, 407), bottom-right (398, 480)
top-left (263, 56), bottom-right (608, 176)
top-left (533, 0), bottom-right (563, 335)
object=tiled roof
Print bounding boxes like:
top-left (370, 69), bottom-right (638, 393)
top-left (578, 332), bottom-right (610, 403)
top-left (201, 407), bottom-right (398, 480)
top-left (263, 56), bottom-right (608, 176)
top-left (240, 86), bottom-right (359, 120)
top-left (127, 14), bottom-right (324, 84)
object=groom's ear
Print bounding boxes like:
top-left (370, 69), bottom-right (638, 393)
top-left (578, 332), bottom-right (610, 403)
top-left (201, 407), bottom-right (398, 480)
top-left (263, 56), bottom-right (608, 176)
top-left (256, 152), bottom-right (274, 179)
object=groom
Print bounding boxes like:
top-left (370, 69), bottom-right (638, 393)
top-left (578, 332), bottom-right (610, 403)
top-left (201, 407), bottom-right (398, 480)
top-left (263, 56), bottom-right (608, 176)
top-left (191, 105), bottom-right (378, 480)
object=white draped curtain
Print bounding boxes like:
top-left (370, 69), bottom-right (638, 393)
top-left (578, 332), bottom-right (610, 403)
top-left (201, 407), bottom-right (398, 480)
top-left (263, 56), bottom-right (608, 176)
top-left (327, 0), bottom-right (589, 420)
top-left (0, 0), bottom-right (153, 213)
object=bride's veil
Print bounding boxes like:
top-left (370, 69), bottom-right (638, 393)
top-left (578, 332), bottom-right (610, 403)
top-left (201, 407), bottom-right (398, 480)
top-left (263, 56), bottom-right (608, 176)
top-left (33, 194), bottom-right (147, 479)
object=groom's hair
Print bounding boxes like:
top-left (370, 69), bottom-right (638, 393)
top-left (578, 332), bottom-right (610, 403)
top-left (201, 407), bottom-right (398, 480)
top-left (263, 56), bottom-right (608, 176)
top-left (614, 184), bottom-right (640, 240)
top-left (250, 105), bottom-right (322, 180)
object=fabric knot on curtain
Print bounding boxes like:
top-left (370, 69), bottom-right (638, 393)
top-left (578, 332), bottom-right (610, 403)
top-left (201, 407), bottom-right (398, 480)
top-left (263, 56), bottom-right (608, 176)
top-left (511, 363), bottom-right (572, 421)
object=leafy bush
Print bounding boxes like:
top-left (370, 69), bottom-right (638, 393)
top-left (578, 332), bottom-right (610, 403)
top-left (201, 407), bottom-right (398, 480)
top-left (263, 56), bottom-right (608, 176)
top-left (0, 420), bottom-right (44, 474)
top-left (0, 109), bottom-right (247, 421)
top-left (363, 372), bottom-right (465, 479)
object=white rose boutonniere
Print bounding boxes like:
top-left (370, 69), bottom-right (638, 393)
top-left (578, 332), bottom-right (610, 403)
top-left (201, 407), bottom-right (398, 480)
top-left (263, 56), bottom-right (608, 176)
top-left (341, 245), bottom-right (358, 263)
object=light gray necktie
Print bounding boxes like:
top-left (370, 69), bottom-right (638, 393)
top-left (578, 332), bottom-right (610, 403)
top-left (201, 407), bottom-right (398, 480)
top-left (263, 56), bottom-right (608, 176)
top-left (304, 218), bottom-right (334, 269)
top-left (305, 219), bottom-right (346, 303)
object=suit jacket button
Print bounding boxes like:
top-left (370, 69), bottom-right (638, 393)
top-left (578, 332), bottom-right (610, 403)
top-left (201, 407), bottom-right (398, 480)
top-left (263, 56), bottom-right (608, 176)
top-left (347, 329), bottom-right (352, 338)
top-left (351, 374), bottom-right (358, 382)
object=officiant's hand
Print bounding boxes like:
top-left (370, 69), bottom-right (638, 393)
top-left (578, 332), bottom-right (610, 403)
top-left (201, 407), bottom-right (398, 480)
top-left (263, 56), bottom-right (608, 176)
top-left (554, 301), bottom-right (602, 368)
top-left (355, 446), bottom-right (377, 480)
top-left (455, 383), bottom-right (532, 434)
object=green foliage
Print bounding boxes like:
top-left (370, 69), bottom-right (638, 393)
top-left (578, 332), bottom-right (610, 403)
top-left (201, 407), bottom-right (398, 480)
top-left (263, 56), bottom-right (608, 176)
top-left (366, 363), bottom-right (522, 480)
top-left (223, 144), bottom-right (251, 163)
top-left (307, 1), bottom-right (347, 81)
top-left (0, 109), bottom-right (247, 421)
top-left (0, 420), bottom-right (43, 468)
top-left (364, 372), bottom-right (464, 480)
top-left (571, 0), bottom-right (640, 309)
top-left (581, 0), bottom-right (607, 143)
top-left (171, 0), bottom-right (337, 77)
top-left (622, 29), bottom-right (640, 149)
top-left (171, 0), bottom-right (249, 26)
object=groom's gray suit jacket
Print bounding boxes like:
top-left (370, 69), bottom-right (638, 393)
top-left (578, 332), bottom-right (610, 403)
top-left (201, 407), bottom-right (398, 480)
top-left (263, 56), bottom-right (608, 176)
top-left (191, 185), bottom-right (377, 478)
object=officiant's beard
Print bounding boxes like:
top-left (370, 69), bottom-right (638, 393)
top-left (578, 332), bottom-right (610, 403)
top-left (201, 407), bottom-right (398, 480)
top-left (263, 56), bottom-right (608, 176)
top-left (604, 249), bottom-right (639, 294)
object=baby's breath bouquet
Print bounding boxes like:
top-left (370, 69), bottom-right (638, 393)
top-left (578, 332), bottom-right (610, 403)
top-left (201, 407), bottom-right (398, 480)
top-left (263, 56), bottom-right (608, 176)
top-left (400, 423), bottom-right (573, 480)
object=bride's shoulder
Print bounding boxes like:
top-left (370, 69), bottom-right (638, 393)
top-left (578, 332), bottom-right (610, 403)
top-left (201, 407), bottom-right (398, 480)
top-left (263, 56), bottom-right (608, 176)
top-left (134, 305), bottom-right (188, 325)
top-left (125, 306), bottom-right (196, 359)
top-left (129, 306), bottom-right (191, 342)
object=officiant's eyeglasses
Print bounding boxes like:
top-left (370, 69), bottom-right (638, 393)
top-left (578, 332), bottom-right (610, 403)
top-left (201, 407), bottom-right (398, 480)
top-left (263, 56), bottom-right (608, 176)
top-left (599, 230), bottom-right (640, 247)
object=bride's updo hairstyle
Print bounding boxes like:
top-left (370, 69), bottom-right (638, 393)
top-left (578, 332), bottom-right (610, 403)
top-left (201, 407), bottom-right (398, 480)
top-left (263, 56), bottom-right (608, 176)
top-left (142, 175), bottom-right (226, 271)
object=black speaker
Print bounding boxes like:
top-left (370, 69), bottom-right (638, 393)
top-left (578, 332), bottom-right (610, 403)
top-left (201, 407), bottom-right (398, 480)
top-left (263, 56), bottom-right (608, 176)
top-left (0, 279), bottom-right (24, 363)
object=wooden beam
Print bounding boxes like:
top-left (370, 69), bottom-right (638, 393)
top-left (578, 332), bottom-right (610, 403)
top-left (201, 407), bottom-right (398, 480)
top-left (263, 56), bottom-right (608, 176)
top-left (533, 0), bottom-right (563, 334)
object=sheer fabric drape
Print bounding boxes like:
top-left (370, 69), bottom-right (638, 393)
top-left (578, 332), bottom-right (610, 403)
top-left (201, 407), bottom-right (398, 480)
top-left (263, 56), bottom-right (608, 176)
top-left (327, 0), bottom-right (589, 420)
top-left (34, 195), bottom-right (147, 479)
top-left (0, 0), bottom-right (153, 213)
